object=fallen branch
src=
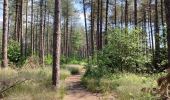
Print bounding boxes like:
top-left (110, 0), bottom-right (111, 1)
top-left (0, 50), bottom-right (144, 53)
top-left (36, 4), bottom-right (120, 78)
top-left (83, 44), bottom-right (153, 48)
top-left (0, 79), bottom-right (28, 95)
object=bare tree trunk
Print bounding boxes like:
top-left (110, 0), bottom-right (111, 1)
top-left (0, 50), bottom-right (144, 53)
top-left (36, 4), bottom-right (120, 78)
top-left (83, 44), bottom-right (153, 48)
top-left (161, 0), bottom-right (166, 48)
top-left (31, 0), bottom-right (34, 55)
top-left (52, 0), bottom-right (61, 88)
top-left (47, 11), bottom-right (50, 55)
top-left (43, 0), bottom-right (47, 55)
top-left (114, 0), bottom-right (117, 27)
top-left (154, 0), bottom-right (160, 69)
top-left (14, 0), bottom-right (18, 41)
top-left (91, 0), bottom-right (94, 57)
top-left (134, 0), bottom-right (137, 28)
top-left (25, 0), bottom-right (28, 57)
top-left (96, 0), bottom-right (100, 50)
top-left (20, 0), bottom-right (23, 56)
top-left (40, 0), bottom-right (44, 66)
top-left (83, 0), bottom-right (89, 61)
top-left (99, 0), bottom-right (103, 49)
top-left (1, 0), bottom-right (8, 68)
top-left (35, 9), bottom-right (39, 55)
top-left (125, 0), bottom-right (128, 29)
top-left (149, 0), bottom-right (154, 61)
top-left (120, 1), bottom-right (123, 29)
top-left (164, 0), bottom-right (170, 68)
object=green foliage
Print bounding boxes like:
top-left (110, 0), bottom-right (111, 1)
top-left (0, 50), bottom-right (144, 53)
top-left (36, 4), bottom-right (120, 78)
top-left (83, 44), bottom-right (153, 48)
top-left (61, 55), bottom-right (67, 64)
top-left (71, 26), bottom-right (85, 50)
top-left (60, 69), bottom-right (71, 80)
top-left (82, 72), bottom-right (165, 99)
top-left (45, 54), bottom-right (52, 65)
top-left (67, 65), bottom-right (83, 75)
top-left (68, 67), bottom-right (80, 75)
top-left (96, 28), bottom-right (151, 74)
top-left (8, 40), bottom-right (21, 63)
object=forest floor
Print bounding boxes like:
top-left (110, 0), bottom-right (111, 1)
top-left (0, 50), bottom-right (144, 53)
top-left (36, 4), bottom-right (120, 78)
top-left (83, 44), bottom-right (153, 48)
top-left (63, 64), bottom-right (116, 100)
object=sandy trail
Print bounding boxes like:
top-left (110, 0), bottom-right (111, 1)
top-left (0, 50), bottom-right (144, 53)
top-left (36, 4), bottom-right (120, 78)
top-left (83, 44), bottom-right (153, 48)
top-left (63, 65), bottom-right (116, 100)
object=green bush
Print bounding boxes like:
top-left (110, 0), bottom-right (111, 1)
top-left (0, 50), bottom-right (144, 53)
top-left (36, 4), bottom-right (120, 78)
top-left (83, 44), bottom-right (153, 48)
top-left (68, 66), bottom-right (80, 75)
top-left (61, 55), bottom-right (67, 64)
top-left (82, 72), bottom-right (163, 99)
top-left (92, 28), bottom-right (152, 75)
top-left (45, 54), bottom-right (52, 65)
top-left (8, 40), bottom-right (21, 63)
top-left (67, 65), bottom-right (83, 75)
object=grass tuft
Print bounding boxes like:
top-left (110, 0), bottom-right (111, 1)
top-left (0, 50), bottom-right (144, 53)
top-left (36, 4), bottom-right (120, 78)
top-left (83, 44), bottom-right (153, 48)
top-left (0, 67), bottom-right (70, 100)
top-left (82, 72), bottom-right (165, 99)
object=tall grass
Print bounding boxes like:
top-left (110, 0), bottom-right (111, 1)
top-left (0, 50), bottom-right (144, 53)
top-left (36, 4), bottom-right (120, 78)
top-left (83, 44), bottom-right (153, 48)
top-left (0, 67), bottom-right (70, 100)
top-left (82, 72), bottom-right (165, 100)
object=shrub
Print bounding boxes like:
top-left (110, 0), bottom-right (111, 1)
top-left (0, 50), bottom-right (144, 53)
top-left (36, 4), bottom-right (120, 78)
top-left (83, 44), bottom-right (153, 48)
top-left (89, 28), bottom-right (152, 76)
top-left (68, 66), bottom-right (80, 75)
top-left (67, 65), bottom-right (82, 75)
top-left (8, 40), bottom-right (21, 64)
top-left (61, 55), bottom-right (67, 64)
top-left (60, 69), bottom-right (71, 80)
top-left (82, 72), bottom-right (163, 99)
top-left (45, 54), bottom-right (52, 65)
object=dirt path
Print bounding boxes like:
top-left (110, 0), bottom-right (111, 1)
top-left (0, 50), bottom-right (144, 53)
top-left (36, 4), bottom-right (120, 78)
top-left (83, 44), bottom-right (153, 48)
top-left (63, 65), bottom-right (116, 100)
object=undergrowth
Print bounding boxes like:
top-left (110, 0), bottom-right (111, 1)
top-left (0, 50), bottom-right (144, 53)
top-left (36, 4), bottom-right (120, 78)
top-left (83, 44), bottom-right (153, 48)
top-left (82, 72), bottom-right (165, 100)
top-left (0, 67), bottom-right (70, 100)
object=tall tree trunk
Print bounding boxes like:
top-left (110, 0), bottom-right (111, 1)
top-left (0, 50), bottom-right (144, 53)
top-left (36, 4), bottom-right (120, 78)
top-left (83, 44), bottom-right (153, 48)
top-left (83, 0), bottom-right (89, 61)
top-left (44, 0), bottom-right (47, 55)
top-left (164, 0), bottom-right (170, 68)
top-left (52, 0), bottom-right (61, 87)
top-left (161, 0), bottom-right (166, 48)
top-left (35, 9), bottom-right (39, 55)
top-left (1, 0), bottom-right (8, 68)
top-left (25, 0), bottom-right (28, 57)
top-left (120, 1), bottom-right (123, 29)
top-left (47, 11), bottom-right (50, 55)
top-left (40, 0), bottom-right (44, 66)
top-left (96, 0), bottom-right (100, 50)
top-left (105, 0), bottom-right (109, 45)
top-left (114, 0), bottom-right (117, 27)
top-left (31, 0), bottom-right (34, 55)
top-left (154, 0), bottom-right (160, 69)
top-left (14, 0), bottom-right (18, 41)
top-left (20, 0), bottom-right (23, 56)
top-left (90, 0), bottom-right (94, 57)
top-left (66, 4), bottom-right (69, 58)
top-left (134, 0), bottom-right (137, 28)
top-left (125, 0), bottom-right (128, 28)
top-left (149, 0), bottom-right (154, 61)
top-left (99, 0), bottom-right (103, 49)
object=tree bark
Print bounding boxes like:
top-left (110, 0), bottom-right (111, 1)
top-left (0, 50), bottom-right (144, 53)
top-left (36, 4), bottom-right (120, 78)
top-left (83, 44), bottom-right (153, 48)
top-left (40, 0), bottom-right (44, 66)
top-left (114, 0), bottom-right (117, 27)
top-left (52, 0), bottom-right (61, 87)
top-left (164, 0), bottom-right (170, 68)
top-left (154, 0), bottom-right (160, 69)
top-left (125, 0), bottom-right (128, 28)
top-left (1, 0), bottom-right (8, 68)
top-left (83, 0), bottom-right (89, 61)
top-left (134, 0), bottom-right (137, 28)
top-left (31, 0), bottom-right (34, 55)
top-left (14, 0), bottom-right (18, 41)
top-left (90, 0), bottom-right (94, 57)
top-left (99, 0), bottom-right (103, 49)
top-left (25, 0), bottom-right (28, 57)
top-left (20, 0), bottom-right (23, 56)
